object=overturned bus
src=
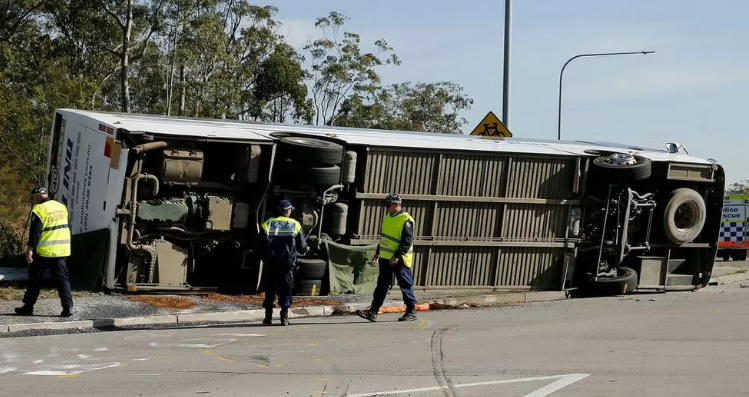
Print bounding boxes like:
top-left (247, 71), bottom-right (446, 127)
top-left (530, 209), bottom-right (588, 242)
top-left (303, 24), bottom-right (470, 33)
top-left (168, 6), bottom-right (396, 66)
top-left (44, 109), bottom-right (726, 296)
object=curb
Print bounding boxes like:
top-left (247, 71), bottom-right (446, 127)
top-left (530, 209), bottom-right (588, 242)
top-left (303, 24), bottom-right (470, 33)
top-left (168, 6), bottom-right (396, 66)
top-left (0, 291), bottom-right (566, 335)
top-left (709, 271), bottom-right (749, 286)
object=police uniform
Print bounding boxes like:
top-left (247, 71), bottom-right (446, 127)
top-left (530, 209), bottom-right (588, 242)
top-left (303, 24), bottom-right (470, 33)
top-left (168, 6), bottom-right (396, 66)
top-left (357, 193), bottom-right (418, 322)
top-left (258, 200), bottom-right (308, 326)
top-left (15, 187), bottom-right (74, 317)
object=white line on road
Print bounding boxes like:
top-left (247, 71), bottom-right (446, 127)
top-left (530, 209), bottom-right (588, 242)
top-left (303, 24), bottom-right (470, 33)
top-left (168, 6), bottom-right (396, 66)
top-left (215, 333), bottom-right (267, 337)
top-left (522, 374), bottom-right (591, 397)
top-left (24, 363), bottom-right (122, 376)
top-left (346, 374), bottom-right (591, 397)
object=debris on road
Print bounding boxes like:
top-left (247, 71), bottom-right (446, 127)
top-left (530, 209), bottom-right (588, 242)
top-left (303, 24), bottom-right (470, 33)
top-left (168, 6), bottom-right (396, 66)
top-left (333, 301), bottom-right (490, 316)
top-left (128, 296), bottom-right (194, 309)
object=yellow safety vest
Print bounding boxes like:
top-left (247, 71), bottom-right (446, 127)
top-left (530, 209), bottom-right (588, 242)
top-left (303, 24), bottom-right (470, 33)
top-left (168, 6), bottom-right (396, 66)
top-left (32, 200), bottom-right (71, 258)
top-left (379, 212), bottom-right (415, 268)
top-left (261, 216), bottom-right (302, 237)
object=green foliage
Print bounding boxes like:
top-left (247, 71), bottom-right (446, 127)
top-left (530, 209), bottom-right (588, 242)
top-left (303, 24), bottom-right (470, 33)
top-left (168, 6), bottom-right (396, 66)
top-left (304, 11), bottom-right (400, 126)
top-left (335, 81), bottom-right (474, 133)
top-left (0, 3), bottom-right (474, 256)
top-left (727, 180), bottom-right (749, 195)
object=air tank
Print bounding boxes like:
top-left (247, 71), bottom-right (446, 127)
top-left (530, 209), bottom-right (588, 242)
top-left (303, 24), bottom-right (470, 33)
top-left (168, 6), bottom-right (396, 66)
top-left (328, 203), bottom-right (348, 237)
top-left (341, 151), bottom-right (357, 184)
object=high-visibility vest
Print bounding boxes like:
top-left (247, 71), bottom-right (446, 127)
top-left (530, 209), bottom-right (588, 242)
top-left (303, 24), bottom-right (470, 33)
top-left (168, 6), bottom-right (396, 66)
top-left (32, 200), bottom-right (71, 258)
top-left (262, 216), bottom-right (302, 237)
top-left (378, 212), bottom-right (415, 268)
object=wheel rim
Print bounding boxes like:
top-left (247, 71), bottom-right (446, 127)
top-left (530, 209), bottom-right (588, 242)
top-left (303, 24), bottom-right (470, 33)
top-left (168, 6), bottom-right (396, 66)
top-left (674, 201), bottom-right (698, 232)
top-left (604, 153), bottom-right (636, 165)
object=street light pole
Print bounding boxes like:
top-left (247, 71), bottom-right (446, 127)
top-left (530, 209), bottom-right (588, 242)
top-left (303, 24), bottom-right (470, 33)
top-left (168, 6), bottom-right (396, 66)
top-left (557, 51), bottom-right (655, 141)
top-left (502, 0), bottom-right (511, 129)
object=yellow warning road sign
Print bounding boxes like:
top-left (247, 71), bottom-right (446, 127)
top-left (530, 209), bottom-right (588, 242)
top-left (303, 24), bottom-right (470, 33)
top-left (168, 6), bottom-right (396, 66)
top-left (470, 111), bottom-right (512, 137)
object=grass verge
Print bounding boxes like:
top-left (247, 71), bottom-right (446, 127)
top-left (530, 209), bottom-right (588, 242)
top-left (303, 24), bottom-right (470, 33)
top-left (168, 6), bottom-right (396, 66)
top-left (0, 284), bottom-right (88, 301)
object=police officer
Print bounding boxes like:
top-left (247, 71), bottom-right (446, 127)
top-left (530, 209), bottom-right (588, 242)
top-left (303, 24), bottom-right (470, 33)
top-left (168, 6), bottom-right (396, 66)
top-left (15, 186), bottom-right (74, 317)
top-left (258, 199), bottom-right (308, 326)
top-left (356, 193), bottom-right (418, 322)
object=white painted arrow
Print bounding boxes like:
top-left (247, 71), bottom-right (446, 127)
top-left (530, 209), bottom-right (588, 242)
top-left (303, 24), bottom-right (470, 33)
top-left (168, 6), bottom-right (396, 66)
top-left (347, 373), bottom-right (591, 397)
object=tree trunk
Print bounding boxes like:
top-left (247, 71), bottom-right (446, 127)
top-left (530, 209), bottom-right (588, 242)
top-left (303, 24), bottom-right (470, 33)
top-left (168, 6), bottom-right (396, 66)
top-left (120, 0), bottom-right (133, 113)
top-left (178, 65), bottom-right (185, 116)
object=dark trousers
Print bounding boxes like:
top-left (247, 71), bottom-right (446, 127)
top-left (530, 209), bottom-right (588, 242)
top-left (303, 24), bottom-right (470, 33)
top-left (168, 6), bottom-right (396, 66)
top-left (262, 265), bottom-right (294, 310)
top-left (23, 256), bottom-right (74, 309)
top-left (370, 258), bottom-right (417, 313)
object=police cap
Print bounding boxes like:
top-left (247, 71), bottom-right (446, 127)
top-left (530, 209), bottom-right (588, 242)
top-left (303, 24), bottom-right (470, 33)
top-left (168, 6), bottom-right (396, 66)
top-left (279, 199), bottom-right (295, 210)
top-left (30, 186), bottom-right (47, 197)
top-left (384, 193), bottom-right (401, 205)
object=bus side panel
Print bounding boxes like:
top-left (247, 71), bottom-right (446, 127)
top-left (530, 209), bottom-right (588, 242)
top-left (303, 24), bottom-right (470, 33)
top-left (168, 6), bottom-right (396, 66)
top-left (45, 111), bottom-right (63, 193)
top-left (47, 112), bottom-right (122, 234)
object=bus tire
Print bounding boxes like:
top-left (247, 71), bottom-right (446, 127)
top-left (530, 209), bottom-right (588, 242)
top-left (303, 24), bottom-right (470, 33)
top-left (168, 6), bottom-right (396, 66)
top-left (592, 153), bottom-right (652, 181)
top-left (584, 267), bottom-right (638, 296)
top-left (662, 188), bottom-right (706, 244)
top-left (276, 137), bottom-right (344, 165)
top-left (298, 259), bottom-right (327, 280)
top-left (276, 164), bottom-right (341, 187)
top-left (295, 279), bottom-right (323, 296)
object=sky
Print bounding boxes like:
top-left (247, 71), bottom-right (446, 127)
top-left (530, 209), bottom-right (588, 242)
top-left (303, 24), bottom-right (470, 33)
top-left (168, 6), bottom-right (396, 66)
top-left (263, 0), bottom-right (748, 185)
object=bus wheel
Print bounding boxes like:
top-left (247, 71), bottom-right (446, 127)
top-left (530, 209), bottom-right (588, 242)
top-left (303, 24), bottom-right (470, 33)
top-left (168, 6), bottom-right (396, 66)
top-left (662, 188), bottom-right (706, 244)
top-left (298, 258), bottom-right (327, 280)
top-left (592, 153), bottom-right (652, 181)
top-left (295, 279), bottom-right (323, 296)
top-left (276, 136), bottom-right (344, 166)
top-left (583, 267), bottom-right (638, 296)
top-left (277, 164), bottom-right (342, 187)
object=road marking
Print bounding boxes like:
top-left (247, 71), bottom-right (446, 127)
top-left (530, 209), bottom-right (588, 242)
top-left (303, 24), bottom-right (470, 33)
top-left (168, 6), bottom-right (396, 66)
top-left (202, 349), bottom-right (235, 363)
top-left (216, 333), bottom-right (266, 337)
top-left (244, 343), bottom-right (293, 348)
top-left (24, 363), bottom-right (123, 377)
top-left (522, 374), bottom-right (591, 397)
top-left (410, 319), bottom-right (428, 330)
top-left (346, 374), bottom-right (591, 397)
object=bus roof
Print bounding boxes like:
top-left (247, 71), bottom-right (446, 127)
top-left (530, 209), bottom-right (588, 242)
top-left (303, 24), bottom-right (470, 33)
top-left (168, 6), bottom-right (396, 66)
top-left (58, 108), bottom-right (715, 165)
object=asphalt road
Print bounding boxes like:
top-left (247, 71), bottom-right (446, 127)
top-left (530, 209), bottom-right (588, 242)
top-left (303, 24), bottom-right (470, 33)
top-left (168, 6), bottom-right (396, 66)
top-left (1, 282), bottom-right (748, 397)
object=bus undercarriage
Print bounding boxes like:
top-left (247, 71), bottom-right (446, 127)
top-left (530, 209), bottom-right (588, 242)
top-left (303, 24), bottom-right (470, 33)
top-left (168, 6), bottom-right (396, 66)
top-left (110, 129), bottom-right (723, 297)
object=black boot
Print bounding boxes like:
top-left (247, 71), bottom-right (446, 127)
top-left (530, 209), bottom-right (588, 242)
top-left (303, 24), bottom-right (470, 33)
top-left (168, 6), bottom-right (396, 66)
top-left (398, 307), bottom-right (417, 321)
top-left (356, 309), bottom-right (377, 322)
top-left (60, 306), bottom-right (73, 317)
top-left (280, 308), bottom-right (289, 326)
top-left (14, 305), bottom-right (33, 316)
top-left (262, 308), bottom-right (273, 325)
